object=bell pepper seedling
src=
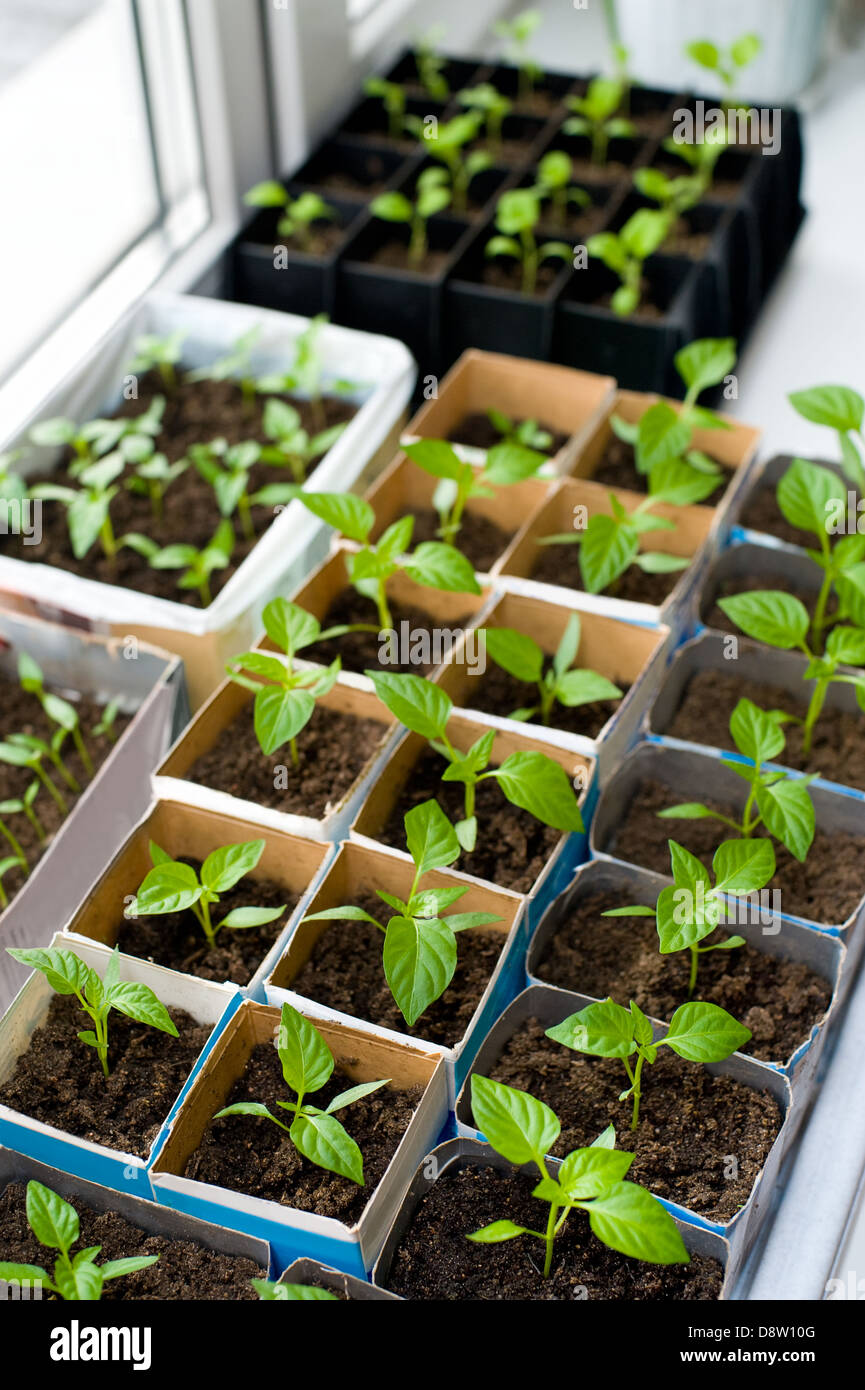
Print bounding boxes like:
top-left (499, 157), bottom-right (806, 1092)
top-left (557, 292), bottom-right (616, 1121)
top-left (243, 182), bottom-right (337, 247)
top-left (485, 187), bottom-right (571, 296)
top-left (369, 169), bottom-right (452, 270)
top-left (130, 838), bottom-right (286, 950)
top-left (563, 76), bottom-right (635, 165)
top-left (401, 435), bottom-right (547, 548)
top-left (480, 613), bottom-right (622, 726)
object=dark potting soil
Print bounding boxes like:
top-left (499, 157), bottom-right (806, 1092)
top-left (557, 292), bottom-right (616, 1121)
top-left (3, 371), bottom-right (357, 606)
top-left (740, 483), bottom-right (862, 550)
top-left (666, 666), bottom-right (865, 792)
top-left (479, 260), bottom-right (561, 297)
top-left (118, 863), bottom-right (298, 987)
top-left (384, 1164), bottom-right (723, 1300)
top-left (538, 202), bottom-right (609, 242)
top-left (308, 167), bottom-right (392, 200)
top-left (184, 1039), bottom-right (424, 1225)
top-left (377, 747), bottom-right (562, 894)
top-left (0, 676), bottom-right (129, 904)
top-left (590, 434), bottom-right (727, 502)
top-left (403, 505), bottom-right (513, 573)
top-left (0, 1182), bottom-right (263, 1300)
top-left (365, 241), bottom-right (451, 276)
top-left (0, 995), bottom-right (209, 1158)
top-left (609, 779), bottom-right (864, 925)
top-left (661, 221), bottom-right (713, 259)
top-left (596, 291), bottom-right (665, 321)
top-left (290, 891), bottom-right (508, 1046)
top-left (702, 572), bottom-right (836, 638)
top-left (302, 586), bottom-right (474, 675)
top-left (568, 155), bottom-right (637, 184)
top-left (535, 887), bottom-right (832, 1065)
top-left (185, 702), bottom-right (388, 820)
top-left (252, 220), bottom-right (347, 256)
top-left (488, 1019), bottom-right (781, 1222)
top-left (467, 658), bottom-right (627, 739)
top-left (473, 137), bottom-right (542, 166)
top-left (448, 412), bottom-right (571, 457)
top-left (529, 537), bottom-right (682, 606)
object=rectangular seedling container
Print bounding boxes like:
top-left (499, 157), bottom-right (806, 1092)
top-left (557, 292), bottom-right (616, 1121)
top-left (401, 348), bottom-right (616, 474)
top-left (362, 448), bottom-right (553, 578)
top-left (54, 796), bottom-right (334, 1004)
top-left (437, 586), bottom-right (671, 779)
top-left (275, 1256), bottom-right (399, 1300)
top-left (525, 857), bottom-right (844, 1088)
top-left (148, 997), bottom-right (448, 1276)
top-left (263, 838), bottom-right (524, 1102)
top-left (265, 543), bottom-right (496, 678)
top-left (0, 613), bottom-right (186, 997)
top-left (724, 453), bottom-right (852, 551)
top-left (349, 708), bottom-right (595, 937)
top-left (0, 292), bottom-right (415, 710)
top-left (494, 474), bottom-right (716, 637)
top-left (695, 541), bottom-right (828, 643)
top-left (589, 742), bottom-right (865, 950)
top-left (229, 194), bottom-right (367, 319)
top-left (155, 669), bottom-right (398, 843)
top-left (0, 1147), bottom-right (271, 1291)
top-left (0, 934), bottom-right (240, 1199)
top-left (371, 1137), bottom-right (734, 1300)
top-left (647, 629), bottom-right (865, 807)
top-left (453, 983), bottom-right (794, 1279)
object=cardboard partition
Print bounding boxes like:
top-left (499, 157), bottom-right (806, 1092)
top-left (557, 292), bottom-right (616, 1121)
top-left (155, 670), bottom-right (398, 842)
top-left (148, 998), bottom-right (448, 1276)
top-left (402, 349), bottom-right (617, 474)
top-left (55, 797), bottom-right (334, 1004)
top-left (0, 935), bottom-right (240, 1199)
top-left (264, 838), bottom-right (525, 1101)
top-left (276, 1256), bottom-right (400, 1300)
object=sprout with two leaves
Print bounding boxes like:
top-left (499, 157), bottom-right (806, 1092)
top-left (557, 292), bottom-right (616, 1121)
top-left (130, 838), bottom-right (286, 950)
top-left (243, 181), bottom-right (338, 249)
top-left (259, 398), bottom-right (348, 484)
top-left (123, 519), bottom-right (235, 608)
top-left (457, 84), bottom-right (512, 159)
top-left (126, 332), bottom-right (185, 393)
top-left (563, 77), bottom-right (635, 166)
top-left (404, 111), bottom-right (492, 215)
top-left (485, 188), bottom-right (572, 296)
top-left (401, 435), bottom-right (548, 548)
top-left (479, 613), bottom-right (623, 727)
top-left (186, 328), bottom-right (260, 409)
top-left (370, 169), bottom-right (452, 270)
top-left (492, 8), bottom-right (544, 104)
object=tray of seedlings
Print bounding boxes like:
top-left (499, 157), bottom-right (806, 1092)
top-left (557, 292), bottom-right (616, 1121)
top-left (228, 16), bottom-right (803, 390)
top-left (0, 293), bottom-right (414, 707)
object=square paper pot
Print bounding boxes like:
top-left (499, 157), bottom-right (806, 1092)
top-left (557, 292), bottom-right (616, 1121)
top-left (436, 586), bottom-right (671, 780)
top-left (349, 709), bottom-right (595, 935)
top-left (0, 936), bottom-right (241, 1200)
top-left (0, 1148), bottom-right (271, 1290)
top-left (723, 452), bottom-right (847, 550)
top-left (263, 838), bottom-right (525, 1102)
top-left (402, 349), bottom-right (616, 475)
top-left (148, 998), bottom-right (448, 1276)
top-left (695, 540), bottom-right (826, 642)
top-left (276, 1256), bottom-right (399, 1300)
top-left (0, 293), bottom-right (415, 709)
top-left (371, 1137), bottom-right (734, 1300)
top-left (55, 796), bottom-right (334, 1004)
top-left (453, 984), bottom-right (794, 1279)
top-left (154, 670), bottom-right (398, 842)
top-left (229, 196), bottom-right (366, 318)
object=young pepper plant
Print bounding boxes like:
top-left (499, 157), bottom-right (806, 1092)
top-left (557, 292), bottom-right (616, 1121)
top-left (788, 384), bottom-right (865, 494)
top-left (257, 314), bottom-right (358, 434)
top-left (533, 150), bottom-right (591, 230)
top-left (260, 398), bottom-right (347, 484)
top-left (401, 435), bottom-right (548, 547)
top-left (303, 799), bottom-right (501, 1027)
top-left (122, 519), bottom-right (235, 607)
top-left (457, 84), bottom-right (513, 158)
top-left (0, 1181), bottom-right (158, 1301)
top-left (467, 1076), bottom-right (689, 1275)
top-left (547, 997), bottom-right (751, 1130)
top-left (125, 440), bottom-right (187, 521)
top-left (186, 329), bottom-right (260, 408)
top-left (226, 598), bottom-right (345, 765)
top-left (633, 166), bottom-right (704, 223)
top-left (484, 409), bottom-right (553, 452)
top-left (186, 437), bottom-right (278, 540)
top-left (370, 169), bottom-right (452, 269)
top-left (604, 838), bottom-right (776, 996)
top-left (413, 26), bottom-right (449, 100)
top-left (0, 856), bottom-right (24, 908)
top-left (492, 8), bottom-right (544, 103)
top-left (587, 207), bottom-right (670, 316)
top-left (658, 697), bottom-right (817, 863)
top-left (30, 454), bottom-right (125, 561)
top-left (127, 332), bottom-right (185, 393)
top-left (485, 188), bottom-right (571, 296)
top-left (243, 181), bottom-right (337, 247)
top-left (215, 1001), bottom-right (389, 1184)
top-left (684, 33), bottom-right (763, 107)
top-left (130, 839), bottom-right (286, 950)
top-left (563, 77), bottom-right (635, 165)
top-left (480, 613), bottom-right (622, 726)
top-left (363, 76), bottom-right (408, 141)
top-left (404, 112), bottom-right (491, 215)
top-left (19, 652), bottom-right (94, 778)
top-left (662, 124), bottom-right (728, 199)
top-left (6, 946), bottom-right (178, 1079)
top-left (364, 670), bottom-right (585, 851)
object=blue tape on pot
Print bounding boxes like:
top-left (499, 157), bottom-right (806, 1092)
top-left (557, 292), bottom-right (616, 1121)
top-left (0, 1116), bottom-right (154, 1201)
top-left (148, 991), bottom-right (246, 1169)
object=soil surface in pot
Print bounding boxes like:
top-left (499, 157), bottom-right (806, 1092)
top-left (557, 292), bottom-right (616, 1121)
top-left (659, 215), bottom-right (714, 260)
top-left (5, 371), bottom-right (357, 606)
top-left (365, 241), bottom-right (452, 276)
top-left (307, 164), bottom-right (394, 200)
top-left (0, 677), bottom-right (129, 904)
top-left (0, 1181), bottom-right (263, 1300)
top-left (186, 701), bottom-right (388, 820)
top-left (118, 863), bottom-right (298, 987)
top-left (702, 570), bottom-right (835, 637)
top-left (566, 153), bottom-right (640, 184)
top-left (666, 666), bottom-right (865, 792)
top-left (538, 202), bottom-right (609, 241)
top-left (589, 434), bottom-right (727, 501)
top-left (302, 586), bottom-right (474, 675)
top-left (471, 136), bottom-right (543, 166)
top-left (740, 481), bottom-right (861, 550)
top-left (377, 747), bottom-right (563, 894)
top-left (249, 218), bottom-right (347, 256)
top-left (466, 658), bottom-right (627, 738)
top-left (608, 778), bottom-right (863, 925)
top-left (384, 1163), bottom-right (723, 1299)
top-left (535, 886), bottom-right (832, 1065)
top-left (184, 1039), bottom-right (424, 1225)
top-left (476, 260), bottom-right (562, 297)
top-left (0, 996), bottom-right (208, 1157)
top-left (487, 1018), bottom-right (781, 1222)
top-left (402, 505), bottom-right (512, 573)
top-left (289, 893), bottom-right (507, 1046)
top-left (528, 537), bottom-right (682, 606)
top-left (447, 412), bottom-right (570, 456)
